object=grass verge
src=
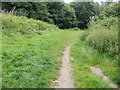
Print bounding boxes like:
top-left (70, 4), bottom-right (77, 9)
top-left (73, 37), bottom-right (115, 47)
top-left (71, 32), bottom-right (118, 88)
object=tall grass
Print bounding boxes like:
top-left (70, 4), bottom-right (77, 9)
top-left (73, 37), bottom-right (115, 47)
top-left (71, 34), bottom-right (118, 88)
top-left (81, 17), bottom-right (118, 58)
top-left (76, 16), bottom-right (119, 87)
top-left (1, 14), bottom-right (58, 36)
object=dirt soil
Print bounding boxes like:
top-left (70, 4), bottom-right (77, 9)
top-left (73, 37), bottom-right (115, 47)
top-left (53, 45), bottom-right (75, 88)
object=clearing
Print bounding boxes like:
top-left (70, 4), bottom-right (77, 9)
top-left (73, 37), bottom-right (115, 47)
top-left (2, 30), bottom-right (118, 88)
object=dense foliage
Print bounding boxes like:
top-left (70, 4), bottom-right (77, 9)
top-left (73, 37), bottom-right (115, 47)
top-left (70, 2), bottom-right (119, 87)
top-left (101, 3), bottom-right (119, 17)
top-left (70, 2), bottom-right (94, 29)
top-left (1, 14), bottom-right (58, 36)
top-left (80, 3), bottom-right (119, 58)
top-left (2, 2), bottom-right (52, 22)
top-left (2, 2), bottom-right (95, 29)
top-left (46, 3), bottom-right (77, 28)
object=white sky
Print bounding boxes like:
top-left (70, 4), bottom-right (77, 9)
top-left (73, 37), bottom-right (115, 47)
top-left (64, 0), bottom-right (119, 3)
top-left (64, 0), bottom-right (73, 3)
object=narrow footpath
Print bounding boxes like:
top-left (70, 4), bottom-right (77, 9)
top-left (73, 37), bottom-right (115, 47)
top-left (53, 45), bottom-right (75, 88)
top-left (90, 66), bottom-right (118, 88)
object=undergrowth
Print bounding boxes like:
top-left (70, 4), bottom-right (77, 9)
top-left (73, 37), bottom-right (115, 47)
top-left (71, 36), bottom-right (118, 88)
top-left (73, 15), bottom-right (118, 88)
top-left (81, 17), bottom-right (118, 58)
top-left (1, 13), bottom-right (58, 36)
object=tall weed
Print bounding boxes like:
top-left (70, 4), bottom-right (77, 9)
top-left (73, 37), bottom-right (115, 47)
top-left (1, 14), bottom-right (58, 36)
top-left (81, 17), bottom-right (118, 57)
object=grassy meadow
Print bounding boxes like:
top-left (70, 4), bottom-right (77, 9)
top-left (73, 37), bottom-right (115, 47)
top-left (3, 29), bottom-right (80, 88)
top-left (2, 13), bottom-right (81, 88)
top-left (1, 2), bottom-right (119, 88)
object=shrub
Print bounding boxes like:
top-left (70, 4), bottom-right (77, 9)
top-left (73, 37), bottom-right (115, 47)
top-left (1, 13), bottom-right (58, 36)
top-left (72, 27), bottom-right (80, 31)
top-left (81, 16), bottom-right (118, 57)
top-left (101, 3), bottom-right (119, 17)
top-left (90, 17), bottom-right (118, 31)
top-left (80, 32), bottom-right (89, 41)
top-left (85, 29), bottom-right (118, 57)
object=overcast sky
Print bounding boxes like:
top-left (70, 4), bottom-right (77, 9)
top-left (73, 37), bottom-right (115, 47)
top-left (64, 0), bottom-right (119, 3)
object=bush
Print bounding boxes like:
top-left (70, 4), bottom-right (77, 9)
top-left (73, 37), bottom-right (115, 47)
top-left (85, 29), bottom-right (118, 57)
top-left (1, 13), bottom-right (58, 36)
top-left (90, 17), bottom-right (118, 31)
top-left (101, 3), bottom-right (119, 17)
top-left (80, 32), bottom-right (89, 41)
top-left (72, 27), bottom-right (80, 31)
top-left (81, 16), bottom-right (118, 57)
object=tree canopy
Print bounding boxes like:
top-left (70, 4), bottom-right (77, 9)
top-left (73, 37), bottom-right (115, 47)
top-left (2, 2), bottom-right (118, 29)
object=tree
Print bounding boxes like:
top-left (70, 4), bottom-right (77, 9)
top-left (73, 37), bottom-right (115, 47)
top-left (101, 3), bottom-right (119, 17)
top-left (2, 2), bottom-right (52, 23)
top-left (93, 2), bottom-right (100, 16)
top-left (2, 2), bottom-right (97, 29)
top-left (46, 2), bottom-right (76, 29)
top-left (61, 4), bottom-right (77, 28)
top-left (71, 2), bottom-right (94, 29)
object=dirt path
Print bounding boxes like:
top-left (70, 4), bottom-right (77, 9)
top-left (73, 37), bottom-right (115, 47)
top-left (53, 45), bottom-right (75, 88)
top-left (89, 66), bottom-right (118, 88)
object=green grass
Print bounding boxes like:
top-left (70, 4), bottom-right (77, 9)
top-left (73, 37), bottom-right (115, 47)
top-left (2, 13), bottom-right (80, 88)
top-left (70, 32), bottom-right (118, 88)
top-left (2, 13), bottom-right (118, 88)
top-left (2, 30), bottom-right (80, 88)
top-left (85, 17), bottom-right (118, 57)
top-left (0, 33), bottom-right (1, 89)
top-left (1, 13), bottom-right (58, 36)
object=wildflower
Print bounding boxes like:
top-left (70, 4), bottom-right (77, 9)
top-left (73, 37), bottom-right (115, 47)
top-left (0, 9), bottom-right (5, 13)
top-left (0, 6), bottom-right (15, 15)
